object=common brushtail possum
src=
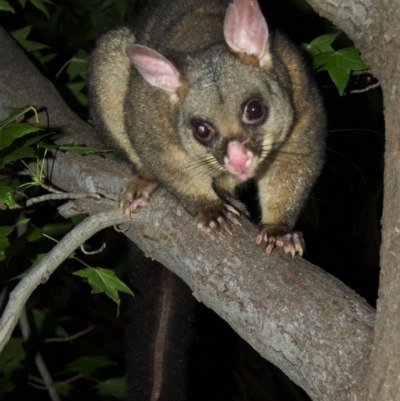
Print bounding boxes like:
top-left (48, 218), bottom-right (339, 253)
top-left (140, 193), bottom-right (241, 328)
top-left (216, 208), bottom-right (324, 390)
top-left (88, 0), bottom-right (325, 256)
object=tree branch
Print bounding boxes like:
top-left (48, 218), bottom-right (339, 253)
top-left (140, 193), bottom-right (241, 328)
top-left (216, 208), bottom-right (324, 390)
top-left (298, 1), bottom-right (400, 400)
top-left (0, 23), bottom-right (377, 401)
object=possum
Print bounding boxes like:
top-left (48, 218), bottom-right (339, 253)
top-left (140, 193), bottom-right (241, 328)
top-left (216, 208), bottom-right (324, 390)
top-left (88, 0), bottom-right (325, 256)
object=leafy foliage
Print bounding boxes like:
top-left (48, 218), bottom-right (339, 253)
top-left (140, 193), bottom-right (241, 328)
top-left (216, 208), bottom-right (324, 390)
top-left (95, 377), bottom-right (127, 399)
top-left (10, 25), bottom-right (49, 52)
top-left (74, 267), bottom-right (134, 315)
top-left (0, 3), bottom-right (137, 394)
top-left (0, 218), bottom-right (33, 261)
top-left (0, 104), bottom-right (131, 399)
top-left (0, 106), bottom-right (109, 205)
top-left (303, 32), bottom-right (368, 95)
top-left (0, 0), bottom-right (141, 109)
top-left (0, 338), bottom-right (26, 397)
top-left (0, 0), bottom-right (16, 12)
top-left (66, 356), bottom-right (117, 376)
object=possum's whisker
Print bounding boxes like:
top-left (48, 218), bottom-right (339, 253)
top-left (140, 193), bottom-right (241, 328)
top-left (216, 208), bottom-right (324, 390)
top-left (326, 148), bottom-right (366, 183)
top-left (178, 158), bottom-right (222, 194)
top-left (185, 155), bottom-right (224, 175)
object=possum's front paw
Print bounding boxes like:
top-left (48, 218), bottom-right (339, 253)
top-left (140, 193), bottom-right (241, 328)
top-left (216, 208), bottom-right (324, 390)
top-left (256, 224), bottom-right (305, 257)
top-left (119, 177), bottom-right (159, 216)
top-left (196, 200), bottom-right (241, 235)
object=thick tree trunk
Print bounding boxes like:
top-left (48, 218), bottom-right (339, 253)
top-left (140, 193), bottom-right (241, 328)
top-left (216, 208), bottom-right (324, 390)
top-left (305, 0), bottom-right (400, 400)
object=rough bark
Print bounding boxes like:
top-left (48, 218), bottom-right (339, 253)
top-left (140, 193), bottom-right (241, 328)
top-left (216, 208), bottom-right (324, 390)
top-left (0, 11), bottom-right (389, 400)
top-left (304, 1), bottom-right (400, 400)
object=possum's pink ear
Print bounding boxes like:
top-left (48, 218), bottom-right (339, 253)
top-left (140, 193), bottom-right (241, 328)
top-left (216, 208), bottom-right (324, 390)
top-left (224, 0), bottom-right (269, 62)
top-left (126, 44), bottom-right (181, 92)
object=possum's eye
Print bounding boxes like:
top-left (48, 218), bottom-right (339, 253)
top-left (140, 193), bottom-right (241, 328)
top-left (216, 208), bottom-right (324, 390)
top-left (243, 99), bottom-right (266, 124)
top-left (193, 121), bottom-right (214, 142)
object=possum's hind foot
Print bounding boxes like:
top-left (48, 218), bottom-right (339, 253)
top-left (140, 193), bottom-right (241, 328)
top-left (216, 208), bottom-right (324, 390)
top-left (256, 225), bottom-right (305, 257)
top-left (119, 177), bottom-right (159, 216)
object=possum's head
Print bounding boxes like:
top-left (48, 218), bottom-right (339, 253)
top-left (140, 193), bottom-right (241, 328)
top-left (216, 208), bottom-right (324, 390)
top-left (125, 0), bottom-right (294, 182)
top-left (177, 46), bottom-right (294, 182)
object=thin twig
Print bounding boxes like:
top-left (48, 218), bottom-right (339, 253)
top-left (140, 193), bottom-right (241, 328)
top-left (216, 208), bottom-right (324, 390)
top-left (26, 192), bottom-right (101, 207)
top-left (114, 223), bottom-right (130, 233)
top-left (350, 81), bottom-right (381, 94)
top-left (38, 182), bottom-right (63, 194)
top-left (28, 382), bottom-right (48, 390)
top-left (80, 242), bottom-right (106, 255)
top-left (44, 325), bottom-right (94, 343)
top-left (18, 171), bottom-right (61, 193)
top-left (19, 308), bottom-right (61, 401)
top-left (52, 375), bottom-right (82, 386)
top-left (28, 373), bottom-right (82, 386)
top-left (28, 374), bottom-right (45, 384)
top-left (352, 70), bottom-right (371, 76)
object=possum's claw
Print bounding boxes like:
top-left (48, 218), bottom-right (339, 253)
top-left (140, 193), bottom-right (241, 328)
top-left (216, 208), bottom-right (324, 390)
top-left (256, 225), bottom-right (305, 257)
top-left (119, 177), bottom-right (159, 216)
top-left (197, 201), bottom-right (241, 235)
top-left (276, 233), bottom-right (305, 257)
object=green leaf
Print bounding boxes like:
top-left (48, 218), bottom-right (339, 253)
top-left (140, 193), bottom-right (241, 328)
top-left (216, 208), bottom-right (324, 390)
top-left (0, 133), bottom-right (52, 170)
top-left (54, 324), bottom-right (69, 338)
top-left (0, 0), bottom-right (15, 13)
top-left (29, 0), bottom-right (53, 18)
top-left (58, 144), bottom-right (113, 156)
top-left (8, 253), bottom-right (46, 280)
top-left (0, 337), bottom-right (26, 375)
top-left (0, 122), bottom-right (41, 150)
top-left (7, 253), bottom-right (46, 281)
top-left (113, 0), bottom-right (128, 20)
top-left (56, 383), bottom-right (73, 396)
top-left (303, 32), bottom-right (341, 56)
top-left (24, 133), bottom-right (51, 147)
top-left (66, 356), bottom-right (116, 376)
top-left (0, 219), bottom-right (30, 261)
top-left (0, 145), bottom-right (37, 169)
top-left (95, 377), bottom-right (127, 399)
top-left (0, 106), bottom-right (38, 127)
top-left (0, 233), bottom-right (12, 261)
top-left (65, 49), bottom-right (89, 81)
top-left (65, 81), bottom-right (88, 106)
top-left (74, 267), bottom-right (134, 312)
top-left (70, 214), bottom-right (87, 225)
top-left (32, 309), bottom-right (48, 332)
top-left (36, 141), bottom-right (57, 151)
top-left (17, 0), bottom-right (27, 7)
top-left (30, 253), bottom-right (47, 267)
top-left (4, 226), bottom-right (41, 265)
top-left (0, 377), bottom-right (15, 397)
top-left (0, 338), bottom-right (25, 396)
top-left (42, 222), bottom-right (74, 237)
top-left (10, 26), bottom-right (50, 52)
top-left (27, 226), bottom-right (42, 241)
top-left (314, 47), bottom-right (368, 95)
top-left (32, 50), bottom-right (58, 66)
top-left (0, 186), bottom-right (16, 208)
top-left (9, 225), bottom-right (41, 253)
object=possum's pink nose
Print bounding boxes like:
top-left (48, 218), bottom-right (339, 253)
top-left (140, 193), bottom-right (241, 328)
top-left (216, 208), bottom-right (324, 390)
top-left (225, 140), bottom-right (254, 181)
